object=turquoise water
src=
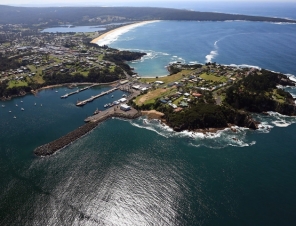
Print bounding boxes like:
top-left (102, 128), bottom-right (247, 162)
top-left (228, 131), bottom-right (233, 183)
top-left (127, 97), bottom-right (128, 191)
top-left (2, 6), bottom-right (296, 226)
top-left (110, 21), bottom-right (296, 77)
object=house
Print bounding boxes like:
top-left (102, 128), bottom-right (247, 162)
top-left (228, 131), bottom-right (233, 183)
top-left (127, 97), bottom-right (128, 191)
top-left (120, 104), bottom-right (131, 111)
top-left (132, 85), bottom-right (140, 90)
top-left (155, 81), bottom-right (164, 84)
top-left (192, 92), bottom-right (202, 97)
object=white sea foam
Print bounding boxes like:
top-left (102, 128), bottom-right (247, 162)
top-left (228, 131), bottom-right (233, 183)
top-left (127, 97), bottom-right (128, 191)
top-left (95, 20), bottom-right (160, 46)
top-left (127, 117), bottom-right (256, 149)
top-left (287, 74), bottom-right (296, 82)
top-left (205, 50), bottom-right (218, 63)
top-left (227, 63), bottom-right (261, 70)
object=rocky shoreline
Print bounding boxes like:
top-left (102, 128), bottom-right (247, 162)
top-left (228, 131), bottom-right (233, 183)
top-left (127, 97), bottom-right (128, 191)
top-left (34, 111), bottom-right (142, 157)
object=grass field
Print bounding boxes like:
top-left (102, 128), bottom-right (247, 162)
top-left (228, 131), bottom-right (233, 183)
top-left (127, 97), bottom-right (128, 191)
top-left (140, 70), bottom-right (193, 84)
top-left (8, 80), bottom-right (28, 88)
top-left (135, 87), bottom-right (175, 106)
top-left (199, 73), bottom-right (227, 82)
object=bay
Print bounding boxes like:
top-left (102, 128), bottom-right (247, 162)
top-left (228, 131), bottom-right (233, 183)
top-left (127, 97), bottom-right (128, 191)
top-left (1, 4), bottom-right (296, 226)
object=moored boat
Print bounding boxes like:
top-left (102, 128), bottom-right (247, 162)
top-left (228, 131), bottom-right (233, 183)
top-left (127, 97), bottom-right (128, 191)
top-left (93, 108), bottom-right (101, 115)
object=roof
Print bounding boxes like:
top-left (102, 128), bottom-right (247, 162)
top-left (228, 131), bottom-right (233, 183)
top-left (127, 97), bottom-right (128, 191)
top-left (120, 104), bottom-right (130, 109)
top-left (192, 92), bottom-right (202, 97)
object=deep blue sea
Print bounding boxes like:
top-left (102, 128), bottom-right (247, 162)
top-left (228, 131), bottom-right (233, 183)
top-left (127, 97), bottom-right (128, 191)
top-left (1, 3), bottom-right (296, 225)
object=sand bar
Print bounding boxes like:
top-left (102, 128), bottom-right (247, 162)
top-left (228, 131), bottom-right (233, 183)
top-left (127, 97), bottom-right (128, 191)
top-left (91, 20), bottom-right (160, 46)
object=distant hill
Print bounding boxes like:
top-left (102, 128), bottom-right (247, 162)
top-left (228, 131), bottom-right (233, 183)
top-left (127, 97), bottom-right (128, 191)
top-left (0, 5), bottom-right (295, 26)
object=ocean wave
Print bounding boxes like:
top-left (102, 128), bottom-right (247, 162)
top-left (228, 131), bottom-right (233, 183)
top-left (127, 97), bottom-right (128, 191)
top-left (227, 63), bottom-right (261, 69)
top-left (205, 50), bottom-right (218, 63)
top-left (127, 117), bottom-right (255, 149)
top-left (254, 111), bottom-right (296, 132)
top-left (287, 74), bottom-right (296, 82)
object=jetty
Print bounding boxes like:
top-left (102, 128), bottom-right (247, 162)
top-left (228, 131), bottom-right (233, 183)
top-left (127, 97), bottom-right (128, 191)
top-left (61, 84), bottom-right (96, 99)
top-left (76, 87), bottom-right (118, 106)
top-left (34, 85), bottom-right (142, 156)
top-left (34, 107), bottom-right (141, 156)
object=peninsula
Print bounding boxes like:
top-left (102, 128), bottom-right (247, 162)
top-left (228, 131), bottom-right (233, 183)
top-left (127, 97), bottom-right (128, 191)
top-left (0, 6), bottom-right (295, 156)
top-left (0, 5), bottom-right (296, 27)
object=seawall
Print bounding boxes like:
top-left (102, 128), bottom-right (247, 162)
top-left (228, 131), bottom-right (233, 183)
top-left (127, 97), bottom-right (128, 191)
top-left (34, 110), bottom-right (142, 157)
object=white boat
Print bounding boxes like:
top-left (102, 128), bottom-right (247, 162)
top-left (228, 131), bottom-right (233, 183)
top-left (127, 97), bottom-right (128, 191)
top-left (13, 116), bottom-right (16, 119)
top-left (122, 94), bottom-right (127, 97)
top-left (34, 103), bottom-right (36, 106)
top-left (21, 108), bottom-right (24, 111)
top-left (55, 90), bottom-right (58, 93)
top-left (93, 108), bottom-right (101, 115)
top-left (20, 100), bottom-right (23, 103)
top-left (111, 95), bottom-right (114, 98)
top-left (41, 104), bottom-right (42, 106)
top-left (104, 104), bottom-right (108, 108)
top-left (9, 110), bottom-right (11, 113)
top-left (1, 105), bottom-right (5, 107)
top-left (16, 104), bottom-right (18, 107)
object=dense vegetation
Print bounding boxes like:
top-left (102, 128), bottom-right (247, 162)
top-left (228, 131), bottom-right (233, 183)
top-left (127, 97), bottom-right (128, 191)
top-left (0, 54), bottom-right (21, 71)
top-left (225, 70), bottom-right (296, 115)
top-left (103, 51), bottom-right (146, 75)
top-left (0, 5), bottom-right (295, 26)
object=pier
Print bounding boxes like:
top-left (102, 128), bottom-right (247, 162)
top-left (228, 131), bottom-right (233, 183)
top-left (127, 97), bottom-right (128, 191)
top-left (61, 84), bottom-right (96, 99)
top-left (34, 84), bottom-right (142, 156)
top-left (34, 107), bottom-right (141, 156)
top-left (76, 87), bottom-right (118, 106)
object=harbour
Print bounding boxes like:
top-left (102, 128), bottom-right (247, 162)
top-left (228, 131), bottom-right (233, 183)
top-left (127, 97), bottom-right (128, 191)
top-left (60, 84), bottom-right (96, 99)
top-left (76, 87), bottom-right (118, 106)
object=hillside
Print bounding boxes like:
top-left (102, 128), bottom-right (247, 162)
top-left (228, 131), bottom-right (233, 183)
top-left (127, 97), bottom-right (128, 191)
top-left (0, 5), bottom-right (295, 26)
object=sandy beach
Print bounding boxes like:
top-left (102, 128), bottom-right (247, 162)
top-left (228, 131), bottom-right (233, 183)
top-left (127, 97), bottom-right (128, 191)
top-left (90, 20), bottom-right (160, 45)
top-left (141, 110), bottom-right (164, 120)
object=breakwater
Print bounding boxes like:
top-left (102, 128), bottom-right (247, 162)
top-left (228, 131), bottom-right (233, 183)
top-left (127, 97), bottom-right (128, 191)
top-left (34, 109), bottom-right (142, 156)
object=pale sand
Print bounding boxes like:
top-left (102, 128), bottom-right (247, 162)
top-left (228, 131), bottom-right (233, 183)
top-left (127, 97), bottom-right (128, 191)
top-left (141, 110), bottom-right (164, 120)
top-left (90, 20), bottom-right (160, 44)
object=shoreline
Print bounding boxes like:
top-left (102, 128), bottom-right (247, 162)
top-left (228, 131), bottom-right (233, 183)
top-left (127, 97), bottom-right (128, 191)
top-left (90, 20), bottom-right (160, 45)
top-left (0, 81), bottom-right (120, 101)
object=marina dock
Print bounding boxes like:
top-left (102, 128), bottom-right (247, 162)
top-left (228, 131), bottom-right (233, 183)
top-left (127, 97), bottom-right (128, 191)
top-left (76, 87), bottom-right (118, 106)
top-left (61, 84), bottom-right (96, 99)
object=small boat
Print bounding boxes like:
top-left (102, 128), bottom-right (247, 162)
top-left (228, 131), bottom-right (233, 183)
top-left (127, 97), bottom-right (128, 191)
top-left (2, 105), bottom-right (5, 107)
top-left (93, 108), bottom-right (101, 115)
top-left (16, 104), bottom-right (18, 107)
top-left (55, 90), bottom-right (58, 93)
top-left (122, 94), bottom-right (127, 97)
top-left (111, 95), bottom-right (114, 98)
top-left (21, 108), bottom-right (24, 111)
top-left (20, 100), bottom-right (23, 103)
top-left (9, 110), bottom-right (11, 113)
top-left (41, 104), bottom-right (42, 106)
top-left (104, 104), bottom-right (108, 108)
top-left (34, 103), bottom-right (36, 106)
top-left (13, 116), bottom-right (16, 119)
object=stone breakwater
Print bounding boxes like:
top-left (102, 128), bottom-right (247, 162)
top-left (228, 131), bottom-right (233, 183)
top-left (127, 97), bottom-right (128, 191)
top-left (34, 111), bottom-right (142, 157)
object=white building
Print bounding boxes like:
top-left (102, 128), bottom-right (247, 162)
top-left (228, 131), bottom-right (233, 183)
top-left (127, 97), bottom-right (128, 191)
top-left (120, 104), bottom-right (131, 111)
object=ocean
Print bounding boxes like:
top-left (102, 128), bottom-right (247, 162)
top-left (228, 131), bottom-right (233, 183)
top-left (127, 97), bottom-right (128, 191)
top-left (1, 3), bottom-right (296, 225)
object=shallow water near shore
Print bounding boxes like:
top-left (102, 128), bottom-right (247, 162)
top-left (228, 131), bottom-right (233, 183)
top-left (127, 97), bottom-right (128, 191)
top-left (2, 5), bottom-right (296, 225)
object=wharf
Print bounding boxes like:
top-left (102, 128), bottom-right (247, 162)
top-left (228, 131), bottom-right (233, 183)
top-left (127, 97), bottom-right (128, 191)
top-left (61, 84), bottom-right (96, 99)
top-left (76, 87), bottom-right (118, 106)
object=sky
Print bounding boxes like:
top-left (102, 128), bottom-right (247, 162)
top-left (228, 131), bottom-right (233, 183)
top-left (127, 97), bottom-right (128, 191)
top-left (1, 0), bottom-right (296, 7)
